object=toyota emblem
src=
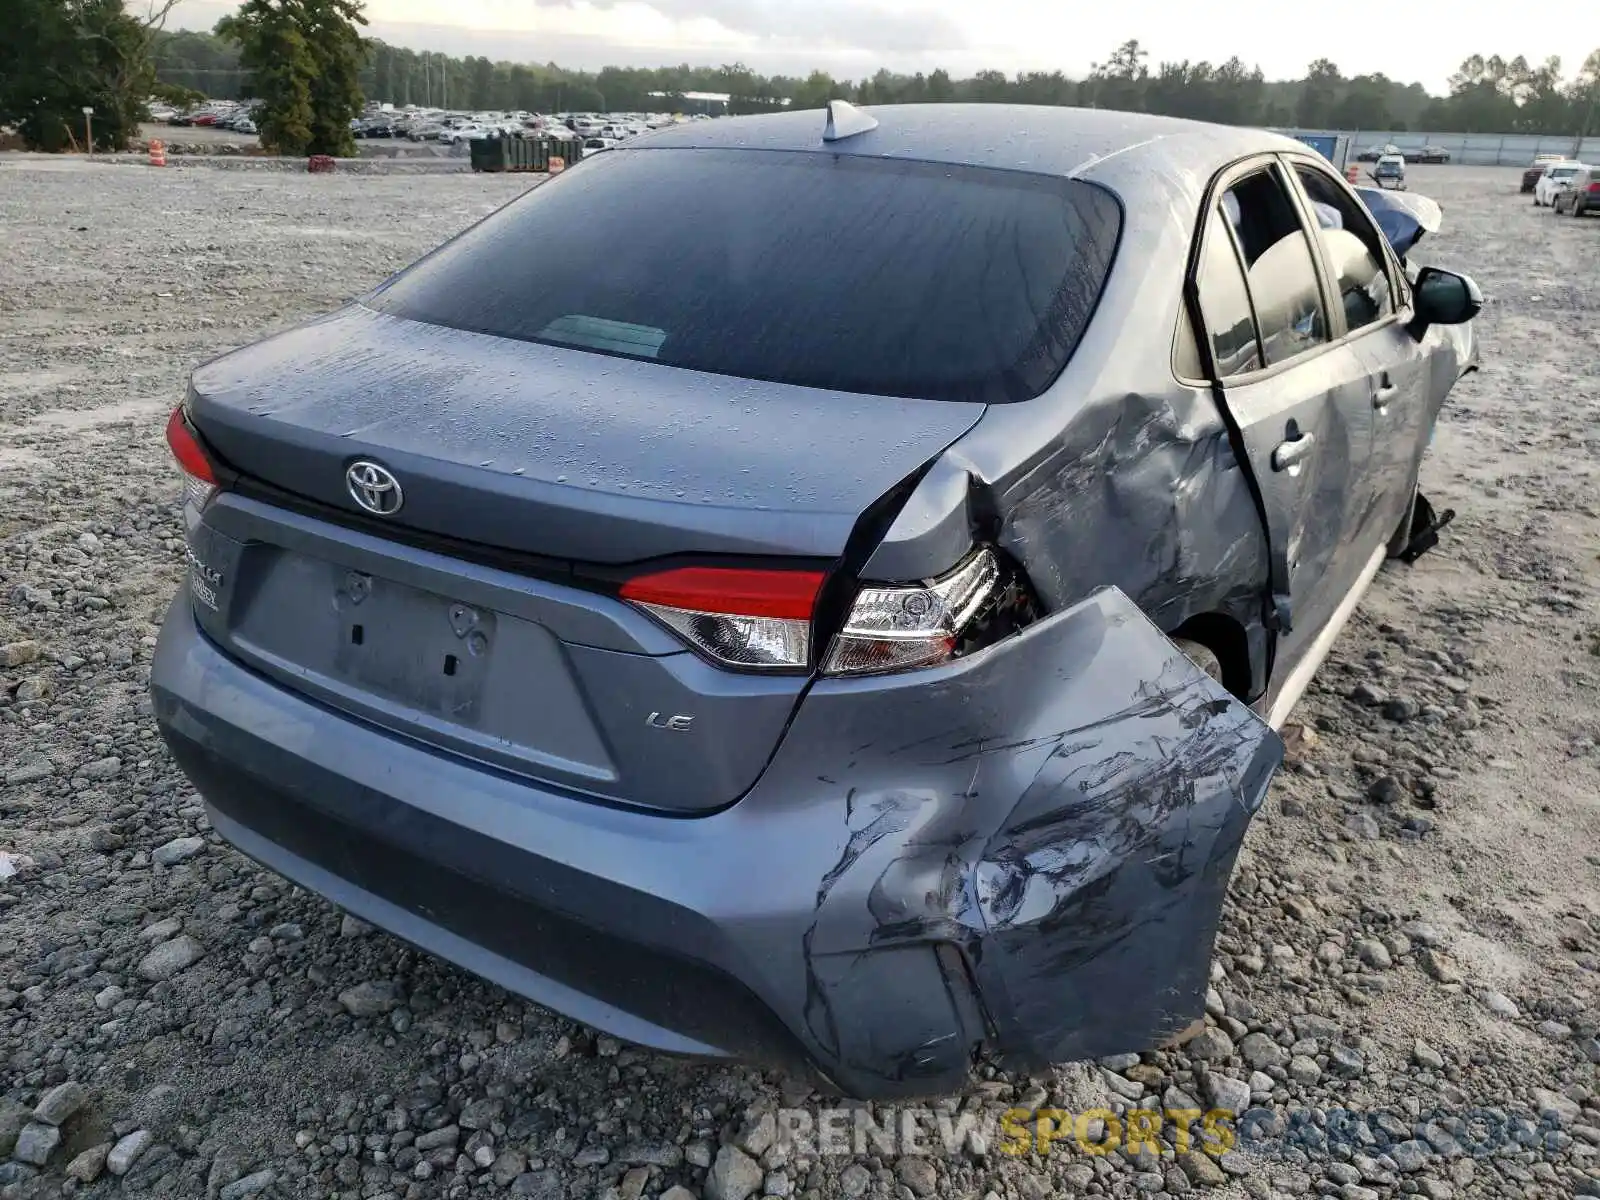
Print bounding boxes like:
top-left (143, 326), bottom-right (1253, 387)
top-left (346, 461), bottom-right (404, 516)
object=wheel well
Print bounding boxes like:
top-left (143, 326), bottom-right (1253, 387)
top-left (1171, 612), bottom-right (1252, 700)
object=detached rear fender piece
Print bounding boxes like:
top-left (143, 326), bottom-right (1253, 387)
top-left (755, 586), bottom-right (1283, 1092)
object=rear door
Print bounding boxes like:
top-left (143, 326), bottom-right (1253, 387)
top-left (1286, 155), bottom-right (1435, 548)
top-left (1185, 158), bottom-right (1379, 677)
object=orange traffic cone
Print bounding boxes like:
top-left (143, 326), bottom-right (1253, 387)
top-left (149, 139), bottom-right (166, 167)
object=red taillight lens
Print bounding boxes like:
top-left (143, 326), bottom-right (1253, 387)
top-left (620, 568), bottom-right (823, 620)
top-left (166, 407), bottom-right (215, 484)
top-left (1588, 182), bottom-right (1600, 194)
top-left (166, 406), bottom-right (217, 508)
top-left (621, 567), bottom-right (825, 671)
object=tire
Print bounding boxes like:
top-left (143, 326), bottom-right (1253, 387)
top-left (1173, 638), bottom-right (1225, 685)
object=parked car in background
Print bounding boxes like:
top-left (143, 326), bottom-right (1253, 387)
top-left (1357, 141), bottom-right (1399, 162)
top-left (1523, 153), bottom-right (1566, 193)
top-left (1551, 165), bottom-right (1599, 217)
top-left (441, 124), bottom-right (488, 145)
top-left (1417, 145), bottom-right (1450, 164)
top-left (582, 136), bottom-right (616, 153)
top-left (154, 102), bottom-right (1480, 1099)
top-left (1372, 153), bottom-right (1406, 189)
top-left (1534, 161), bottom-right (1584, 206)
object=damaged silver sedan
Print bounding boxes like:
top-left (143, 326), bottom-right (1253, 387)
top-left (151, 102), bottom-right (1481, 1098)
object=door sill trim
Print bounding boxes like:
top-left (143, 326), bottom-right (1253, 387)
top-left (1265, 543), bottom-right (1387, 731)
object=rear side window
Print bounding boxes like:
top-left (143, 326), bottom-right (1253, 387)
top-left (1222, 170), bottom-right (1327, 366)
top-left (367, 148), bottom-right (1122, 404)
top-left (1194, 211), bottom-right (1261, 378)
top-left (1293, 164), bottom-right (1394, 332)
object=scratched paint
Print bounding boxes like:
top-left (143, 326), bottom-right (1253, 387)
top-left (747, 587), bottom-right (1282, 1096)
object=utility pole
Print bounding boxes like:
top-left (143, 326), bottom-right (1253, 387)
top-left (82, 106), bottom-right (94, 156)
top-left (424, 53), bottom-right (431, 107)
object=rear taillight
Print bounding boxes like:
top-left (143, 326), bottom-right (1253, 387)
top-left (621, 549), bottom-right (1011, 676)
top-left (1588, 182), bottom-right (1600, 194)
top-left (823, 549), bottom-right (1000, 675)
top-left (620, 567), bottom-right (825, 671)
top-left (165, 406), bottom-right (217, 508)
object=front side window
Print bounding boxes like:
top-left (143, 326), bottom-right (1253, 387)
top-left (1293, 164), bottom-right (1394, 333)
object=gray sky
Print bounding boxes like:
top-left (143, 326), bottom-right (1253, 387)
top-left (167, 0), bottom-right (1584, 94)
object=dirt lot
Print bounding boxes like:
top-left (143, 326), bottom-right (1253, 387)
top-left (2, 160), bottom-right (1599, 1200)
top-left (133, 123), bottom-right (461, 160)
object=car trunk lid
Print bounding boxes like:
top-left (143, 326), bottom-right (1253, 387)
top-left (181, 306), bottom-right (985, 814)
top-left (187, 304), bottom-right (985, 565)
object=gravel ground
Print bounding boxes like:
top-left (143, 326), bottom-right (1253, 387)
top-left (2, 160), bottom-right (1599, 1200)
top-left (133, 123), bottom-right (464, 161)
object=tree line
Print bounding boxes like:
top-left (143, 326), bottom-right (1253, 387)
top-left (150, 32), bottom-right (1600, 137)
top-left (6, 0), bottom-right (1599, 156)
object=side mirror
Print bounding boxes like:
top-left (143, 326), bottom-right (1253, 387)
top-left (1408, 266), bottom-right (1482, 339)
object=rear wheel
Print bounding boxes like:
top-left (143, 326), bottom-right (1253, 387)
top-left (1173, 638), bottom-right (1224, 685)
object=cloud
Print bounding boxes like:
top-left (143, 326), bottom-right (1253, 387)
top-left (571, 0), bottom-right (967, 55)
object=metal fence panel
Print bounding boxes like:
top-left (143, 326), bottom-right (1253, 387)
top-left (1273, 128), bottom-right (1600, 166)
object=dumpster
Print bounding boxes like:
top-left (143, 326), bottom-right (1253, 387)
top-left (469, 136), bottom-right (508, 172)
top-left (471, 135), bottom-right (583, 174)
top-left (1285, 132), bottom-right (1351, 172)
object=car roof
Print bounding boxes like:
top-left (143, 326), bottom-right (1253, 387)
top-left (633, 103), bottom-right (1303, 185)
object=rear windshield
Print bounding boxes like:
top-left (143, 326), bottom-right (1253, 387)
top-left (367, 148), bottom-right (1122, 403)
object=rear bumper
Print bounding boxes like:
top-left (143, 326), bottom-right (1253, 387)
top-left (152, 588), bottom-right (1281, 1098)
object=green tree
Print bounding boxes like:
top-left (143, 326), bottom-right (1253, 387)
top-left (151, 26), bottom-right (245, 97)
top-left (1575, 49), bottom-right (1600, 141)
top-left (468, 55), bottom-right (494, 108)
top-left (1084, 39), bottom-right (1148, 112)
top-left (1, 0), bottom-right (171, 150)
top-left (217, 0), bottom-right (367, 156)
top-left (1295, 58), bottom-right (1342, 127)
top-left (789, 69), bottom-right (839, 109)
top-left (1329, 74), bottom-right (1393, 130)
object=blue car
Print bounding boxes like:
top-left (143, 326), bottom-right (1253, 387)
top-left (153, 102), bottom-right (1480, 1097)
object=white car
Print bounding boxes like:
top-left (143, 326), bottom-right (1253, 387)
top-left (582, 137), bottom-right (617, 154)
top-left (442, 124), bottom-right (489, 145)
top-left (1534, 161), bottom-right (1585, 207)
top-left (1371, 154), bottom-right (1406, 190)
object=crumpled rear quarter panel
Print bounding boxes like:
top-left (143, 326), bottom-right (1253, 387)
top-left (760, 585), bottom-right (1282, 1092)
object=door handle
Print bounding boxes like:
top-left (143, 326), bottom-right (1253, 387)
top-left (1373, 383), bottom-right (1398, 410)
top-left (1272, 431), bottom-right (1315, 473)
